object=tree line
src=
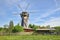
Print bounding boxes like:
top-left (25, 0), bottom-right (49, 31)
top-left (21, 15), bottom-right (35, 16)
top-left (0, 20), bottom-right (60, 35)
top-left (0, 20), bottom-right (24, 33)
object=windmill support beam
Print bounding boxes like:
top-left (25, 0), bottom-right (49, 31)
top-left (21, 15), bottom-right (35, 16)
top-left (20, 12), bottom-right (29, 28)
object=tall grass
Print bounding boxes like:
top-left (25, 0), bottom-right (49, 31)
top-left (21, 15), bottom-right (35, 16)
top-left (0, 35), bottom-right (60, 40)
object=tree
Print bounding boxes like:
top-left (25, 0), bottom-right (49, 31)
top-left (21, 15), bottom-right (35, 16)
top-left (8, 20), bottom-right (14, 33)
top-left (0, 27), bottom-right (2, 31)
top-left (12, 23), bottom-right (24, 33)
top-left (46, 25), bottom-right (50, 29)
top-left (33, 25), bottom-right (38, 31)
top-left (54, 26), bottom-right (60, 34)
top-left (29, 24), bottom-right (37, 31)
top-left (4, 24), bottom-right (8, 29)
top-left (29, 24), bottom-right (33, 28)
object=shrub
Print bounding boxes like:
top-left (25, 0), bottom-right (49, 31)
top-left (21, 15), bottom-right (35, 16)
top-left (12, 24), bottom-right (24, 33)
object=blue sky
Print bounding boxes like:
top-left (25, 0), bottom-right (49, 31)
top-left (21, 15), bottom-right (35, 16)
top-left (0, 0), bottom-right (60, 27)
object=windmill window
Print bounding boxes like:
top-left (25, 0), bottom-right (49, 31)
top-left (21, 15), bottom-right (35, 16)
top-left (24, 15), bottom-right (27, 17)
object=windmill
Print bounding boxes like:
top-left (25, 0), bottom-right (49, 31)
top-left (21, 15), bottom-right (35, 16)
top-left (12, 0), bottom-right (40, 28)
top-left (13, 1), bottom-right (30, 28)
top-left (13, 0), bottom-right (41, 28)
top-left (20, 10), bottom-right (29, 28)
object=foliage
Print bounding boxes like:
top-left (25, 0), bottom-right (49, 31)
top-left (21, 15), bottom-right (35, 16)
top-left (4, 24), bottom-right (8, 28)
top-left (12, 24), bottom-right (24, 33)
top-left (29, 24), bottom-right (33, 28)
top-left (54, 26), bottom-right (60, 34)
top-left (0, 35), bottom-right (60, 40)
top-left (29, 24), bottom-right (38, 31)
top-left (8, 20), bottom-right (14, 32)
top-left (0, 27), bottom-right (2, 31)
top-left (46, 25), bottom-right (50, 29)
top-left (32, 24), bottom-right (37, 31)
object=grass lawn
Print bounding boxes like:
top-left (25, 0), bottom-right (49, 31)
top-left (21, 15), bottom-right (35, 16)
top-left (0, 35), bottom-right (60, 40)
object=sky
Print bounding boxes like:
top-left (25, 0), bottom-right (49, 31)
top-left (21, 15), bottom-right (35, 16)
top-left (0, 0), bottom-right (60, 27)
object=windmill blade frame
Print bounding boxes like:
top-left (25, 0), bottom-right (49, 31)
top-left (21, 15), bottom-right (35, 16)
top-left (18, 4), bottom-right (23, 11)
top-left (24, 3), bottom-right (30, 12)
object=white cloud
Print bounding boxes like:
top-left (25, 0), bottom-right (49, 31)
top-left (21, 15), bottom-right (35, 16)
top-left (5, 0), bottom-right (20, 5)
top-left (42, 17), bottom-right (60, 27)
top-left (41, 7), bottom-right (60, 18)
top-left (33, 7), bottom-right (60, 23)
top-left (4, 0), bottom-right (30, 12)
top-left (31, 7), bottom-right (60, 27)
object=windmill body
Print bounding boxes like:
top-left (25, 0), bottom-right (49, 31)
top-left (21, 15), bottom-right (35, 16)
top-left (20, 12), bottom-right (29, 28)
top-left (14, 0), bottom-right (30, 28)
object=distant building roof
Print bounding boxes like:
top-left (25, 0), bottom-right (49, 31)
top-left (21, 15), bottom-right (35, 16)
top-left (36, 28), bottom-right (55, 30)
top-left (24, 28), bottom-right (55, 30)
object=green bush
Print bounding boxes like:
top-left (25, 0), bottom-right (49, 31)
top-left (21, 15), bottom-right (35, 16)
top-left (29, 24), bottom-right (37, 32)
top-left (54, 26), bottom-right (60, 34)
top-left (0, 27), bottom-right (2, 31)
top-left (12, 24), bottom-right (24, 33)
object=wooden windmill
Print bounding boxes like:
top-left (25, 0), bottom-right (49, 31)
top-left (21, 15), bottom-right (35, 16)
top-left (14, 1), bottom-right (30, 28)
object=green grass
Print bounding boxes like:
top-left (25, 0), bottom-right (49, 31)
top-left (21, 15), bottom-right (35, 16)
top-left (0, 35), bottom-right (60, 40)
